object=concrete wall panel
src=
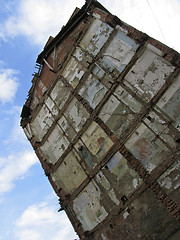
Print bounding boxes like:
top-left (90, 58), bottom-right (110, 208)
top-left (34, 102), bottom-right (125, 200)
top-left (40, 124), bottom-right (69, 164)
top-left (52, 150), bottom-right (87, 194)
top-left (73, 181), bottom-right (108, 231)
top-left (124, 44), bottom-right (175, 102)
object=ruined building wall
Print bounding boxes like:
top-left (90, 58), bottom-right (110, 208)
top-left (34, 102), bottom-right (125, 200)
top-left (21, 2), bottom-right (180, 240)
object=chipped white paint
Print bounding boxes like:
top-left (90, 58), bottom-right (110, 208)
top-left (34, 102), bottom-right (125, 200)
top-left (80, 18), bottom-right (113, 56)
top-left (156, 73), bottom-right (180, 109)
top-left (50, 79), bottom-right (71, 109)
top-left (146, 163), bottom-right (156, 172)
top-left (92, 63), bottom-right (105, 79)
top-left (124, 45), bottom-right (175, 102)
top-left (146, 43), bottom-right (164, 56)
top-left (45, 97), bottom-right (58, 116)
top-left (40, 124), bottom-right (69, 164)
top-left (73, 47), bottom-right (92, 68)
top-left (62, 56), bottom-right (85, 88)
top-left (116, 25), bottom-right (128, 35)
top-left (79, 74), bottom-right (108, 108)
top-left (58, 116), bottom-right (76, 140)
top-left (92, 12), bottom-right (101, 19)
top-left (100, 31), bottom-right (139, 73)
top-left (64, 98), bottom-right (89, 132)
top-left (99, 95), bottom-right (120, 123)
top-left (143, 111), bottom-right (177, 148)
top-left (73, 181), bottom-right (108, 231)
top-left (31, 104), bottom-right (54, 141)
top-left (73, 47), bottom-right (83, 61)
top-left (156, 73), bottom-right (180, 131)
top-left (98, 93), bottom-right (140, 137)
top-left (58, 116), bottom-right (69, 132)
top-left (158, 160), bottom-right (180, 197)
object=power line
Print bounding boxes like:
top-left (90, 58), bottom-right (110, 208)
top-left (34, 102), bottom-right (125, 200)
top-left (146, 0), bottom-right (166, 43)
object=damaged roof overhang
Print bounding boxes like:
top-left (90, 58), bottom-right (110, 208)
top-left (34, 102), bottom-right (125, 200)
top-left (36, 0), bottom-right (110, 64)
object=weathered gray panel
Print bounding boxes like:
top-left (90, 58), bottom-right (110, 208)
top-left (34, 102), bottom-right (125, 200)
top-left (104, 151), bottom-right (142, 196)
top-left (31, 104), bottom-right (54, 142)
top-left (99, 93), bottom-right (141, 137)
top-left (124, 44), bottom-right (175, 102)
top-left (62, 56), bottom-right (85, 88)
top-left (40, 124), bottom-right (69, 164)
top-left (156, 73), bottom-right (180, 131)
top-left (80, 18), bottom-right (113, 56)
top-left (52, 150), bottom-right (87, 194)
top-left (125, 123), bottom-right (171, 172)
top-left (64, 98), bottom-right (89, 132)
top-left (158, 159), bottom-right (180, 206)
top-left (99, 30), bottom-right (139, 73)
top-left (73, 181), bottom-right (108, 231)
top-left (79, 74), bottom-right (108, 109)
top-left (50, 79), bottom-right (71, 109)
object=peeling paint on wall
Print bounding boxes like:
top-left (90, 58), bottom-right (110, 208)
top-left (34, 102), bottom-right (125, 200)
top-left (62, 56), bottom-right (85, 88)
top-left (156, 73), bottom-right (180, 131)
top-left (79, 74), bottom-right (108, 109)
top-left (64, 98), bottom-right (89, 132)
top-left (124, 44), bottom-right (175, 102)
top-left (50, 79), bottom-right (71, 110)
top-left (80, 18), bottom-right (113, 56)
top-left (99, 94), bottom-right (140, 137)
top-left (31, 104), bottom-right (54, 142)
top-left (73, 181), bottom-right (108, 231)
top-left (99, 31), bottom-right (139, 73)
top-left (40, 124), bottom-right (69, 164)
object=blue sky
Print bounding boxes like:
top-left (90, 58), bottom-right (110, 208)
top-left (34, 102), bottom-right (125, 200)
top-left (0, 0), bottom-right (180, 239)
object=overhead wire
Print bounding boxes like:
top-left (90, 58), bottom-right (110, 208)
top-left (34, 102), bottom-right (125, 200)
top-left (146, 0), bottom-right (166, 43)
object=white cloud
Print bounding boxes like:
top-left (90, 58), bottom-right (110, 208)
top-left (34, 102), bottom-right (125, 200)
top-left (0, 68), bottom-right (18, 103)
top-left (3, 106), bottom-right (29, 146)
top-left (15, 202), bottom-right (78, 240)
top-left (1, 0), bottom-right (84, 46)
top-left (0, 151), bottom-right (38, 196)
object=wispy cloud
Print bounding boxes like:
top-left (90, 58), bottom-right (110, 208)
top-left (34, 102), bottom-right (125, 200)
top-left (0, 0), bottom-right (84, 46)
top-left (3, 106), bottom-right (28, 146)
top-left (0, 68), bottom-right (18, 103)
top-left (0, 151), bottom-right (38, 197)
top-left (15, 201), bottom-right (77, 240)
